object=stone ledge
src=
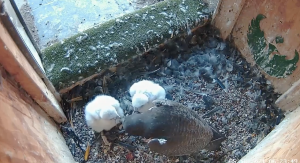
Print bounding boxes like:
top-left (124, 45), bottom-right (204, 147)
top-left (42, 0), bottom-right (216, 90)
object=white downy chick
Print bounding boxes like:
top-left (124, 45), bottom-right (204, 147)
top-left (129, 80), bottom-right (166, 113)
top-left (132, 93), bottom-right (149, 108)
top-left (85, 95), bottom-right (124, 132)
top-left (129, 80), bottom-right (155, 97)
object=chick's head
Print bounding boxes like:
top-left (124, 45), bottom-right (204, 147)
top-left (132, 93), bottom-right (149, 109)
top-left (129, 80), bottom-right (155, 97)
top-left (99, 105), bottom-right (120, 120)
top-left (84, 95), bottom-right (124, 132)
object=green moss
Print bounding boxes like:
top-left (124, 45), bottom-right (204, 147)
top-left (42, 0), bottom-right (213, 89)
top-left (275, 36), bottom-right (284, 44)
top-left (247, 14), bottom-right (299, 78)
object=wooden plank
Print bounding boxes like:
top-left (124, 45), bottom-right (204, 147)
top-left (0, 20), bottom-right (67, 123)
top-left (275, 78), bottom-right (300, 111)
top-left (212, 0), bottom-right (246, 40)
top-left (0, 67), bottom-right (74, 163)
top-left (3, 0), bottom-right (45, 73)
top-left (238, 107), bottom-right (300, 163)
top-left (231, 0), bottom-right (300, 94)
top-left (0, 0), bottom-right (62, 102)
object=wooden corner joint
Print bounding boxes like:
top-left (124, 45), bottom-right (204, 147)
top-left (275, 78), bottom-right (300, 112)
top-left (0, 19), bottom-right (67, 123)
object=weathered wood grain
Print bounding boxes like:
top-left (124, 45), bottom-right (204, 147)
top-left (275, 78), bottom-right (300, 111)
top-left (212, 0), bottom-right (246, 40)
top-left (0, 20), bottom-right (66, 123)
top-left (0, 67), bottom-right (74, 163)
top-left (231, 0), bottom-right (300, 94)
top-left (239, 107), bottom-right (300, 163)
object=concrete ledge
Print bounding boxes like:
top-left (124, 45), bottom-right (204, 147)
top-left (42, 0), bottom-right (216, 90)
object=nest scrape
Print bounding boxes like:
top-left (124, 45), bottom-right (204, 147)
top-left (60, 26), bottom-right (284, 163)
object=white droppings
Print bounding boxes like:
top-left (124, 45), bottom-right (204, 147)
top-left (48, 64), bottom-right (55, 72)
top-left (130, 23), bottom-right (137, 30)
top-left (108, 42), bottom-right (123, 48)
top-left (115, 18), bottom-right (124, 23)
top-left (89, 46), bottom-right (97, 51)
top-left (142, 13), bottom-right (147, 19)
top-left (179, 4), bottom-right (187, 13)
top-left (166, 20), bottom-right (173, 26)
top-left (64, 49), bottom-right (74, 58)
top-left (147, 30), bottom-right (154, 34)
top-left (159, 12), bottom-right (169, 17)
top-left (150, 16), bottom-right (155, 19)
top-left (76, 33), bottom-right (88, 43)
top-left (60, 67), bottom-right (71, 72)
top-left (168, 13), bottom-right (176, 19)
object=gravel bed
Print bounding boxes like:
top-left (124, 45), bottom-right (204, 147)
top-left (60, 36), bottom-right (284, 163)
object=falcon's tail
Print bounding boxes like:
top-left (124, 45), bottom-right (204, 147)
top-left (204, 126), bottom-right (226, 151)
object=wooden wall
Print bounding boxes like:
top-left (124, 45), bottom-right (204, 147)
top-left (213, 0), bottom-right (300, 161)
top-left (231, 0), bottom-right (300, 94)
top-left (239, 106), bottom-right (300, 163)
top-left (0, 67), bottom-right (74, 163)
top-left (212, 0), bottom-right (246, 40)
top-left (0, 19), bottom-right (66, 123)
top-left (214, 0), bottom-right (300, 111)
